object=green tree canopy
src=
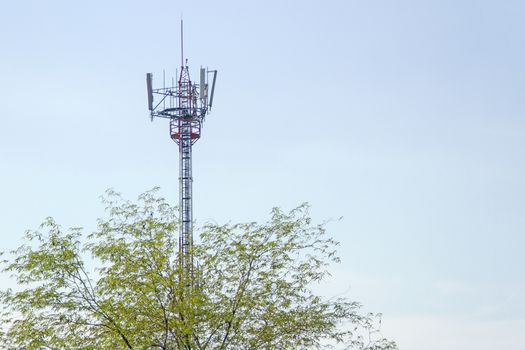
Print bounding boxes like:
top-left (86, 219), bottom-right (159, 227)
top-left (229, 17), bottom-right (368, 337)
top-left (0, 189), bottom-right (396, 349)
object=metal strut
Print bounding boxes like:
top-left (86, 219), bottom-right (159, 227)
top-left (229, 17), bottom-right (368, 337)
top-left (178, 118), bottom-right (193, 285)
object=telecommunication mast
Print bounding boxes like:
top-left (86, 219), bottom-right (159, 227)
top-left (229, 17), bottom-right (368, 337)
top-left (145, 21), bottom-right (217, 287)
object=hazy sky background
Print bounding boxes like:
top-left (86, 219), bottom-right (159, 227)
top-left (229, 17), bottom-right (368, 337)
top-left (1, 1), bottom-right (524, 349)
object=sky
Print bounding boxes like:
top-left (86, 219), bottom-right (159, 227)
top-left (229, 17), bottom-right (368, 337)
top-left (1, 0), bottom-right (524, 349)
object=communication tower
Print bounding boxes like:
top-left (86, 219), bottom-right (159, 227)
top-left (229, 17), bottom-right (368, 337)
top-left (145, 21), bottom-right (217, 287)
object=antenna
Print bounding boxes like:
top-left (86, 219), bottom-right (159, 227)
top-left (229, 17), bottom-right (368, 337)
top-left (208, 70), bottom-right (217, 109)
top-left (180, 19), bottom-right (184, 67)
top-left (200, 67), bottom-right (206, 105)
top-left (146, 73), bottom-right (153, 111)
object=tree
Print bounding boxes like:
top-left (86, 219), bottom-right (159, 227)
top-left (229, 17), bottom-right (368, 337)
top-left (0, 189), bottom-right (396, 350)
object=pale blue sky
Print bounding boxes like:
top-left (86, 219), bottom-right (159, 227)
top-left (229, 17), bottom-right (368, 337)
top-left (1, 1), bottom-right (524, 349)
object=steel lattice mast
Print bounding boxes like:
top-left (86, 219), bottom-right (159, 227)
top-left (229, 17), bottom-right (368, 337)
top-left (146, 21), bottom-right (217, 287)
